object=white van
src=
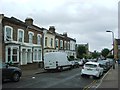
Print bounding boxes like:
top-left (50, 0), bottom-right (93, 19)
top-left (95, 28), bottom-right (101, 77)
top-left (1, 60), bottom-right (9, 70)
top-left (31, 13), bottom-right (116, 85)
top-left (44, 52), bottom-right (72, 70)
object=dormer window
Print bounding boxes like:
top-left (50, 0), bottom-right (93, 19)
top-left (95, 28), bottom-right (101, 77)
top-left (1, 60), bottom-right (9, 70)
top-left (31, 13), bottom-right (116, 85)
top-left (28, 31), bottom-right (34, 44)
top-left (18, 29), bottom-right (24, 43)
top-left (4, 26), bottom-right (13, 41)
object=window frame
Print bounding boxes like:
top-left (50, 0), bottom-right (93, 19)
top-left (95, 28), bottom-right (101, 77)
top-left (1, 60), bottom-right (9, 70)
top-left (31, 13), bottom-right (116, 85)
top-left (55, 38), bottom-right (58, 48)
top-left (60, 40), bottom-right (63, 49)
top-left (4, 26), bottom-right (13, 41)
top-left (33, 48), bottom-right (42, 62)
top-left (18, 29), bottom-right (24, 43)
top-left (51, 38), bottom-right (53, 47)
top-left (5, 46), bottom-right (19, 63)
top-left (45, 37), bottom-right (47, 47)
top-left (28, 31), bottom-right (34, 44)
top-left (37, 34), bottom-right (42, 45)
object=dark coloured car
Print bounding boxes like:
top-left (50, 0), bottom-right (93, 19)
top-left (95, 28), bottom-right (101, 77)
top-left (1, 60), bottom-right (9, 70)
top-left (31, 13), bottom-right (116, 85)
top-left (97, 60), bottom-right (110, 73)
top-left (118, 59), bottom-right (120, 64)
top-left (74, 61), bottom-right (79, 68)
top-left (2, 63), bottom-right (22, 82)
top-left (107, 59), bottom-right (114, 67)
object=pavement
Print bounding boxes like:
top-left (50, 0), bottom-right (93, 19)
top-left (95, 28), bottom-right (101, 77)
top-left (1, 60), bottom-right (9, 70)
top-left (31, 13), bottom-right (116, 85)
top-left (97, 63), bottom-right (119, 89)
top-left (22, 68), bottom-right (45, 77)
top-left (21, 63), bottom-right (119, 89)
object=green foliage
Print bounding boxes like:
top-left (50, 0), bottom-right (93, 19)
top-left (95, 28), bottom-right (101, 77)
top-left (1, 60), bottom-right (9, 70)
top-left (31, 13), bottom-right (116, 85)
top-left (101, 48), bottom-right (110, 59)
top-left (77, 45), bottom-right (87, 59)
top-left (92, 50), bottom-right (100, 59)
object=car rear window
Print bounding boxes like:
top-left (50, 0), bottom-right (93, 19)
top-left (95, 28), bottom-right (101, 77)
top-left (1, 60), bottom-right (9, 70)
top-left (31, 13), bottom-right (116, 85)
top-left (85, 64), bottom-right (97, 68)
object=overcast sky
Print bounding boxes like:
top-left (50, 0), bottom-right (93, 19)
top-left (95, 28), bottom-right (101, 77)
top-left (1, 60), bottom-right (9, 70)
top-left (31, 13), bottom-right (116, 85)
top-left (0, 0), bottom-right (119, 52)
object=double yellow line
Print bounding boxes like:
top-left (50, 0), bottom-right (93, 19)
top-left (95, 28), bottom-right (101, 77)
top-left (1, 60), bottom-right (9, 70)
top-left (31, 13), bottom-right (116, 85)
top-left (83, 80), bottom-right (98, 90)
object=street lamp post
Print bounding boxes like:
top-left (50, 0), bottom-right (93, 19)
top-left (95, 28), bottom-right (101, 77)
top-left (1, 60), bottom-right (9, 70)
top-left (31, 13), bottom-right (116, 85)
top-left (106, 30), bottom-right (115, 69)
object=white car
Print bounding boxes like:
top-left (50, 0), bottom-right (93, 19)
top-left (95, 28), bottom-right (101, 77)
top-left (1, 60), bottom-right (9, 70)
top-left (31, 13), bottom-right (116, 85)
top-left (81, 62), bottom-right (103, 78)
top-left (78, 60), bottom-right (84, 66)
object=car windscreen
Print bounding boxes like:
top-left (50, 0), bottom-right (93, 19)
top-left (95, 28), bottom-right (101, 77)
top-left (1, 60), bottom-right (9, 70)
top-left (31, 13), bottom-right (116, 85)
top-left (85, 64), bottom-right (97, 68)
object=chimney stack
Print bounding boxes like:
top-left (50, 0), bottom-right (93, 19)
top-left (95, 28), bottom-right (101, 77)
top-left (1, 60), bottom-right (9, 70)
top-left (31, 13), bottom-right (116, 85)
top-left (49, 26), bottom-right (55, 33)
top-left (25, 17), bottom-right (33, 25)
top-left (63, 32), bottom-right (67, 37)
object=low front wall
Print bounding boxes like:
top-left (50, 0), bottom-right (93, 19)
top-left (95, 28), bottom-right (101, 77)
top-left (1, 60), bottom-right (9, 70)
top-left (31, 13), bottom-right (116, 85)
top-left (20, 62), bottom-right (43, 70)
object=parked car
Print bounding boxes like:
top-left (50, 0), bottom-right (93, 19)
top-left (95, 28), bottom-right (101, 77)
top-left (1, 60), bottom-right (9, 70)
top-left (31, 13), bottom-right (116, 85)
top-left (118, 59), bottom-right (120, 64)
top-left (74, 60), bottom-right (79, 68)
top-left (78, 59), bottom-right (84, 66)
top-left (107, 59), bottom-right (114, 67)
top-left (81, 62), bottom-right (103, 78)
top-left (97, 60), bottom-right (110, 73)
top-left (103, 60), bottom-right (111, 69)
top-left (69, 60), bottom-right (79, 68)
top-left (2, 63), bottom-right (22, 82)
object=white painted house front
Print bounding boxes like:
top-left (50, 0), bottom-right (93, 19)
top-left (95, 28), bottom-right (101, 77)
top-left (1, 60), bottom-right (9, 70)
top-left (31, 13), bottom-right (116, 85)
top-left (44, 30), bottom-right (56, 53)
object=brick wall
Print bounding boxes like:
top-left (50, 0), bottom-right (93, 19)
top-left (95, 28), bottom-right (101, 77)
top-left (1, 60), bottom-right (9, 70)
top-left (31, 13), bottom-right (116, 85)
top-left (3, 21), bottom-right (42, 44)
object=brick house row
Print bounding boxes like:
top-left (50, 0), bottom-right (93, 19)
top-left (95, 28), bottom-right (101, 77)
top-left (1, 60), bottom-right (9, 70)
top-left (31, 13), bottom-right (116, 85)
top-left (0, 14), bottom-right (76, 69)
top-left (114, 39), bottom-right (120, 60)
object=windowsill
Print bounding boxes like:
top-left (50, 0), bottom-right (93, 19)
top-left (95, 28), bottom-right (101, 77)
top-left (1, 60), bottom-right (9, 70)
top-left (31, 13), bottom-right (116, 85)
top-left (33, 60), bottom-right (42, 62)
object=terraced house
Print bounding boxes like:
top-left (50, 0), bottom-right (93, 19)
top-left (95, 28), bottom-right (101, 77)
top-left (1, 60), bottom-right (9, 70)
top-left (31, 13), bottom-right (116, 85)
top-left (0, 14), bottom-right (76, 69)
top-left (43, 26), bottom-right (76, 58)
top-left (1, 14), bottom-right (43, 69)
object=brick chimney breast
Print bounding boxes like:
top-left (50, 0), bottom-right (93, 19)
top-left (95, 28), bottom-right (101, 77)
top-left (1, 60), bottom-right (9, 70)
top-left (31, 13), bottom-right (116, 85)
top-left (25, 17), bottom-right (33, 25)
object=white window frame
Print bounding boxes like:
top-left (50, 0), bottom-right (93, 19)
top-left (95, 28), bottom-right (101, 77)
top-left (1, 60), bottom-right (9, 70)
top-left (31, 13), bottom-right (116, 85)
top-left (55, 39), bottom-right (58, 47)
top-left (4, 26), bottom-right (13, 41)
top-left (51, 38), bottom-right (53, 47)
top-left (33, 48), bottom-right (42, 62)
top-left (18, 29), bottom-right (24, 43)
top-left (64, 41), bottom-right (66, 49)
top-left (60, 40), bottom-right (63, 48)
top-left (67, 42), bottom-right (70, 50)
top-left (45, 37), bottom-right (47, 47)
top-left (5, 46), bottom-right (19, 63)
top-left (28, 31), bottom-right (34, 44)
top-left (37, 34), bottom-right (42, 45)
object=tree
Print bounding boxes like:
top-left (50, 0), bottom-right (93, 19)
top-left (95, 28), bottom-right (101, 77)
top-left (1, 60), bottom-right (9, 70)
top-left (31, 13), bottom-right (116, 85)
top-left (91, 50), bottom-right (100, 59)
top-left (101, 48), bottom-right (110, 59)
top-left (77, 45), bottom-right (87, 59)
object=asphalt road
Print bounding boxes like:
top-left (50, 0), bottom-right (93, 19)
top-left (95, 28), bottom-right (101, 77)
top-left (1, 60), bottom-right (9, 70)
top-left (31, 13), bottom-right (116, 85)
top-left (2, 67), bottom-right (102, 89)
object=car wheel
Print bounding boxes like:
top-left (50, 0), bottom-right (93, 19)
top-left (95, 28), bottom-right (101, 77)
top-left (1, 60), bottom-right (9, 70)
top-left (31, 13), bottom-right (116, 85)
top-left (96, 74), bottom-right (100, 79)
top-left (12, 72), bottom-right (20, 82)
top-left (81, 74), bottom-right (84, 77)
